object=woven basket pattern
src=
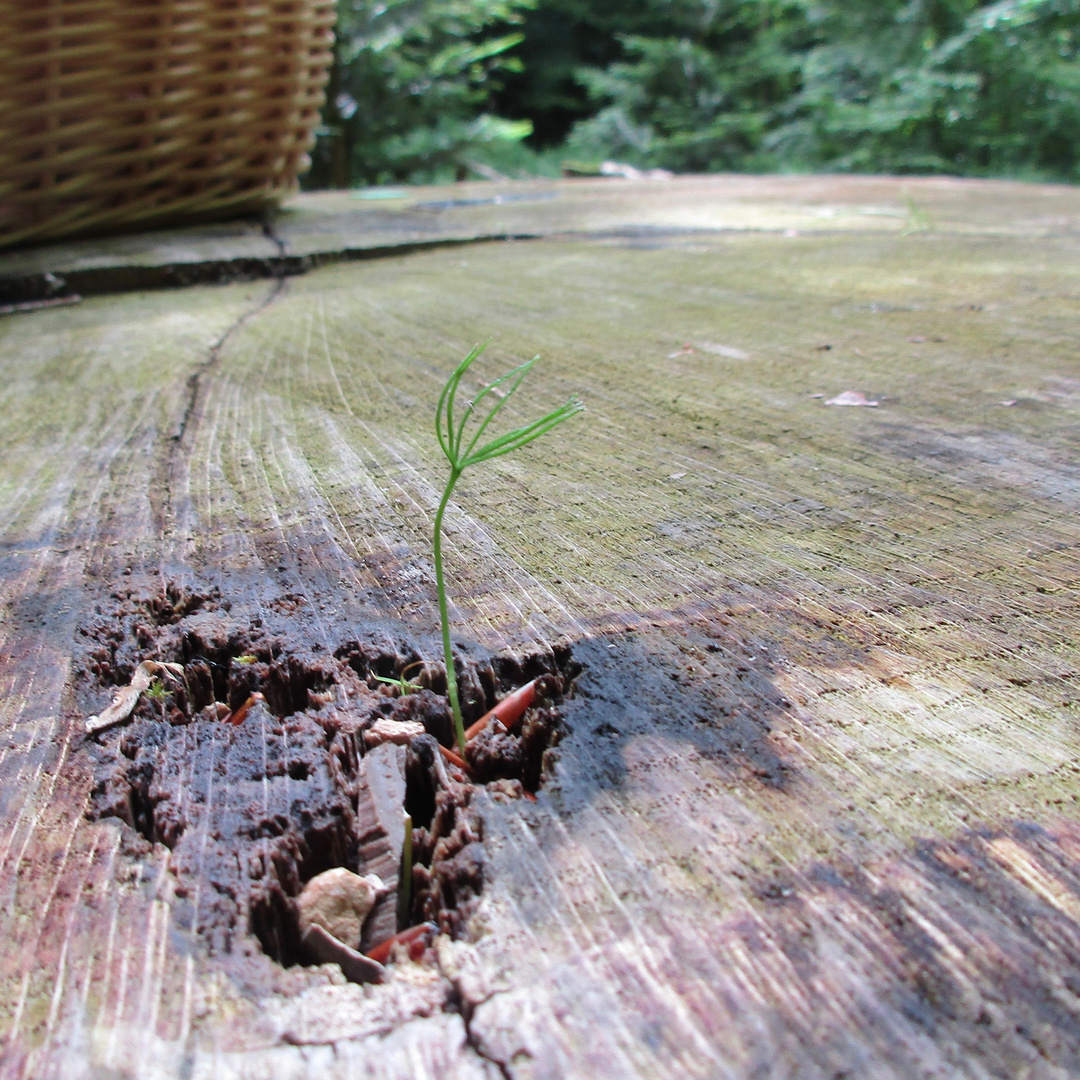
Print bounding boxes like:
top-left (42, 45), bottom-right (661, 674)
top-left (0, 0), bottom-right (335, 249)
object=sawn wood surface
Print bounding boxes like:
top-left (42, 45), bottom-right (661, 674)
top-left (0, 175), bottom-right (1078, 1079)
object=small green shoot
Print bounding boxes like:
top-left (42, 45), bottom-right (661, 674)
top-left (372, 661), bottom-right (425, 696)
top-left (901, 192), bottom-right (934, 235)
top-left (145, 677), bottom-right (169, 720)
top-left (434, 343), bottom-right (583, 753)
top-left (372, 674), bottom-right (423, 693)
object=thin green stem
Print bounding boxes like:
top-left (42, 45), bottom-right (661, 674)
top-left (433, 344), bottom-right (582, 757)
top-left (434, 465), bottom-right (466, 752)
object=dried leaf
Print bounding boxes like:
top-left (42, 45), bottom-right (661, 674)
top-left (86, 660), bottom-right (174, 734)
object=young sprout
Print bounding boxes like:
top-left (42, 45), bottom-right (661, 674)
top-left (372, 660), bottom-right (425, 696)
top-left (145, 677), bottom-right (169, 720)
top-left (435, 343), bottom-right (583, 753)
top-left (372, 673), bottom-right (423, 694)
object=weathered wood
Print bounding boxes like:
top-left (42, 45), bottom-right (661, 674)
top-left (0, 176), bottom-right (1078, 1078)
top-left (356, 744), bottom-right (407, 953)
top-left (6, 173), bottom-right (1080, 297)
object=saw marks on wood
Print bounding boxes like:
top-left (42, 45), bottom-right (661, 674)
top-left (0, 284), bottom-right (277, 1071)
top-left (0, 178), bottom-right (1078, 1078)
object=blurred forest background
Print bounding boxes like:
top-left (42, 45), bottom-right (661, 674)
top-left (305, 0), bottom-right (1080, 188)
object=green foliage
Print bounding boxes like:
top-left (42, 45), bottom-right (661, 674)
top-left (564, 2), bottom-right (810, 172)
top-left (755, 0), bottom-right (1080, 178)
top-left (307, 0), bottom-right (535, 187)
top-left (307, 0), bottom-right (1080, 193)
top-left (487, 0), bottom-right (663, 145)
top-left (563, 0), bottom-right (1080, 180)
top-left (145, 679), bottom-right (168, 702)
top-left (433, 344), bottom-right (583, 752)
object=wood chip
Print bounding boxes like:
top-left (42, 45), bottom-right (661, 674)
top-left (357, 743), bottom-right (407, 953)
top-left (363, 718), bottom-right (426, 748)
top-left (301, 924), bottom-right (384, 985)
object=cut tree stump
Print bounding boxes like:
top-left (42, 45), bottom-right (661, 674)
top-left (0, 175), bottom-right (1078, 1079)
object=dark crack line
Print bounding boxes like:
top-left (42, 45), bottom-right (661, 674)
top-left (261, 211), bottom-right (288, 260)
top-left (446, 979), bottom-right (514, 1080)
top-left (0, 224), bottom-right (767, 310)
top-left (173, 275), bottom-right (286, 450)
top-left (0, 233), bottom-right (542, 306)
top-left (153, 273), bottom-right (287, 541)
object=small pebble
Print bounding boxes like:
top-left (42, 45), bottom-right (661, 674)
top-left (296, 868), bottom-right (385, 949)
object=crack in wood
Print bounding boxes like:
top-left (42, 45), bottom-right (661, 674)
top-left (151, 277), bottom-right (287, 542)
top-left (0, 234), bottom-right (543, 305)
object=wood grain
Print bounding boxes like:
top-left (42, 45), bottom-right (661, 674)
top-left (0, 177), bottom-right (1077, 1078)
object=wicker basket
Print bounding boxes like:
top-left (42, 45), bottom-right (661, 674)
top-left (0, 0), bottom-right (335, 249)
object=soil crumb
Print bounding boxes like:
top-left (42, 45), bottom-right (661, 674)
top-left (79, 580), bottom-right (578, 990)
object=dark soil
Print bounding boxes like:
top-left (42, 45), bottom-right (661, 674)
top-left (79, 580), bottom-right (578, 988)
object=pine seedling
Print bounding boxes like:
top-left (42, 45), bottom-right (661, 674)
top-left (372, 660), bottom-right (425, 696)
top-left (372, 673), bottom-right (423, 694)
top-left (434, 343), bottom-right (583, 753)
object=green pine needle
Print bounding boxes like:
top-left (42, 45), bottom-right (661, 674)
top-left (434, 343), bottom-right (583, 753)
